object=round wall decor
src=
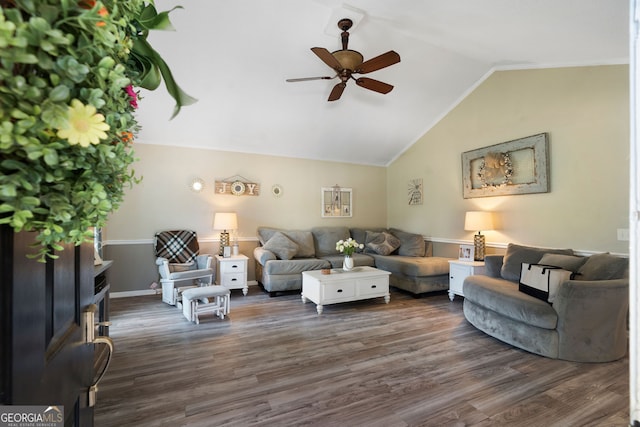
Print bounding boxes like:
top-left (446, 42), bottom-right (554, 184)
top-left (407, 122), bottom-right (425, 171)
top-left (271, 184), bottom-right (283, 198)
top-left (231, 181), bottom-right (246, 196)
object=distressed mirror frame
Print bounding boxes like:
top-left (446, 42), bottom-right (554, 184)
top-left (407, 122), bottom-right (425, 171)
top-left (462, 133), bottom-right (550, 198)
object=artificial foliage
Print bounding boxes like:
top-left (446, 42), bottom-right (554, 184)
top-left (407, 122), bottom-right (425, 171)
top-left (0, 0), bottom-right (195, 260)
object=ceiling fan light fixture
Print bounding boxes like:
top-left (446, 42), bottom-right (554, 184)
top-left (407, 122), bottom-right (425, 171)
top-left (332, 49), bottom-right (363, 71)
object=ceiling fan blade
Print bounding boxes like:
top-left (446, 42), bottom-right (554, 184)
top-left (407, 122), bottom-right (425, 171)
top-left (286, 76), bottom-right (334, 82)
top-left (356, 50), bottom-right (401, 74)
top-left (311, 47), bottom-right (343, 72)
top-left (328, 82), bottom-right (347, 101)
top-left (355, 77), bottom-right (394, 94)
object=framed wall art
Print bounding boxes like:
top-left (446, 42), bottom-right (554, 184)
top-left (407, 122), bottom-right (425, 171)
top-left (461, 133), bottom-right (549, 198)
top-left (321, 186), bottom-right (352, 218)
top-left (408, 178), bottom-right (423, 205)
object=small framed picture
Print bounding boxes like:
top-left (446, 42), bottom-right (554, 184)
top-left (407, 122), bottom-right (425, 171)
top-left (459, 244), bottom-right (475, 261)
top-left (223, 246), bottom-right (231, 258)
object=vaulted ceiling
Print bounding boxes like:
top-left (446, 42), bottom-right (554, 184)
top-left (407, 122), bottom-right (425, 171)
top-left (136, 0), bottom-right (628, 166)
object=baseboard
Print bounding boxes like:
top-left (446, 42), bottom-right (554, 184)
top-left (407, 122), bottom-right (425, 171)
top-left (110, 281), bottom-right (259, 299)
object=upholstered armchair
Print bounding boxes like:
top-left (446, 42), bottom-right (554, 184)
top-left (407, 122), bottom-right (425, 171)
top-left (154, 230), bottom-right (214, 305)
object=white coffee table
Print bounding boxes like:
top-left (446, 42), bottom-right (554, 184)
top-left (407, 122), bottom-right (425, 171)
top-left (301, 266), bottom-right (391, 314)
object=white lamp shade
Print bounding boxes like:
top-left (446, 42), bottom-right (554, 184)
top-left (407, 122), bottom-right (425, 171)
top-left (464, 211), bottom-right (494, 232)
top-left (213, 212), bottom-right (238, 230)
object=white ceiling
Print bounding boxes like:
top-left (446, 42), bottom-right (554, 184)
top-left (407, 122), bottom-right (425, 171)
top-left (136, 0), bottom-right (629, 166)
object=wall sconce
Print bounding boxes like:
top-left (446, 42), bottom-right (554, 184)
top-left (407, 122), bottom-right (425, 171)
top-left (213, 212), bottom-right (238, 256)
top-left (190, 177), bottom-right (205, 192)
top-left (464, 211), bottom-right (494, 261)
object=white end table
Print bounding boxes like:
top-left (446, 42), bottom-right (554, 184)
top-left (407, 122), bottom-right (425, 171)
top-left (216, 254), bottom-right (249, 295)
top-left (448, 260), bottom-right (485, 301)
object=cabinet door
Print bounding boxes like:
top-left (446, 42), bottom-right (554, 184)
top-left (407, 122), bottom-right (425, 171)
top-left (449, 263), bottom-right (469, 296)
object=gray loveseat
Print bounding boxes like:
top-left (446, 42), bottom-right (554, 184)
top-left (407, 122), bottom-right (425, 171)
top-left (253, 226), bottom-right (451, 297)
top-left (462, 243), bottom-right (629, 362)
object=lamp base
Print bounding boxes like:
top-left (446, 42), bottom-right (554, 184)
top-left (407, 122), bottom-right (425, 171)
top-left (219, 231), bottom-right (230, 256)
top-left (473, 234), bottom-right (486, 261)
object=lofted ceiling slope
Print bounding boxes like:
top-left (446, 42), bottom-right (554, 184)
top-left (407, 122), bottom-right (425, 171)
top-left (136, 0), bottom-right (628, 166)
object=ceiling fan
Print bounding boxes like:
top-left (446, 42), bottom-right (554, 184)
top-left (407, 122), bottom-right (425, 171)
top-left (287, 18), bottom-right (401, 101)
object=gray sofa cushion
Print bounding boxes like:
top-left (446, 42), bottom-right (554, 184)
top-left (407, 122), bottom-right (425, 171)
top-left (263, 232), bottom-right (298, 260)
top-left (577, 253), bottom-right (629, 280)
top-left (312, 226), bottom-right (350, 257)
top-left (389, 228), bottom-right (426, 257)
top-left (365, 231), bottom-right (401, 255)
top-left (539, 253), bottom-right (587, 273)
top-left (320, 253), bottom-right (376, 268)
top-left (463, 275), bottom-right (558, 329)
top-left (257, 227), bottom-right (315, 258)
top-left (263, 258), bottom-right (330, 275)
top-left (501, 243), bottom-right (574, 282)
top-left (371, 254), bottom-right (449, 277)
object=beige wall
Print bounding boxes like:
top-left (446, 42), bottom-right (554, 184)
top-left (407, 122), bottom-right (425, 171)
top-left (387, 65), bottom-right (629, 255)
top-left (105, 146), bottom-right (387, 241)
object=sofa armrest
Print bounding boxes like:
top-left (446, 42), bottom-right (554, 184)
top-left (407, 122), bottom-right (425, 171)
top-left (483, 255), bottom-right (504, 278)
top-left (254, 246), bottom-right (276, 266)
top-left (553, 278), bottom-right (629, 362)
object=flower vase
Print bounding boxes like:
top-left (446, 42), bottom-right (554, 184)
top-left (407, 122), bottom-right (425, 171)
top-left (343, 255), bottom-right (354, 272)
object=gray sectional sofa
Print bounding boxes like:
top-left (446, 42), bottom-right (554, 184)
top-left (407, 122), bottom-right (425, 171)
top-left (462, 243), bottom-right (629, 362)
top-left (253, 226), bottom-right (451, 296)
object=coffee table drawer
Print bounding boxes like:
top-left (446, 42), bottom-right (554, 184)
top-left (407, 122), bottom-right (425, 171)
top-left (356, 276), bottom-right (389, 296)
top-left (321, 281), bottom-right (356, 302)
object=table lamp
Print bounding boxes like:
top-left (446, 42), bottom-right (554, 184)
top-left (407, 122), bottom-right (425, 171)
top-left (213, 212), bottom-right (238, 256)
top-left (464, 211), bottom-right (494, 261)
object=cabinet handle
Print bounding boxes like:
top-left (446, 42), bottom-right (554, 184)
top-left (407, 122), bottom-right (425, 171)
top-left (337, 289), bottom-right (343, 293)
top-left (450, 276), bottom-right (454, 279)
top-left (231, 278), bottom-right (237, 282)
top-left (231, 265), bottom-right (238, 269)
top-left (371, 285), bottom-right (377, 288)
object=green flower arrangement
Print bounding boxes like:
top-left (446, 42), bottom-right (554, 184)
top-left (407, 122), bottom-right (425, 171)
top-left (0, 0), bottom-right (195, 260)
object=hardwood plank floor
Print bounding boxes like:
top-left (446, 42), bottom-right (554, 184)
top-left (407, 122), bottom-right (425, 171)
top-left (95, 287), bottom-right (629, 427)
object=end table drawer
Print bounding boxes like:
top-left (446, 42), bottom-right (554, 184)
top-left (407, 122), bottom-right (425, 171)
top-left (221, 261), bottom-right (246, 274)
top-left (321, 282), bottom-right (356, 302)
top-left (356, 277), bottom-right (389, 296)
top-left (221, 273), bottom-right (246, 287)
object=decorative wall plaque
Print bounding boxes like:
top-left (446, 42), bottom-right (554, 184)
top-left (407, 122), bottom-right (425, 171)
top-left (215, 175), bottom-right (260, 196)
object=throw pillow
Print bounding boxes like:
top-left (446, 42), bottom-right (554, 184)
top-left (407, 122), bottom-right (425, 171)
top-left (576, 253), bottom-right (629, 281)
top-left (389, 228), bottom-right (426, 257)
top-left (365, 231), bottom-right (401, 256)
top-left (263, 232), bottom-right (299, 260)
top-left (500, 243), bottom-right (574, 282)
top-left (538, 253), bottom-right (587, 273)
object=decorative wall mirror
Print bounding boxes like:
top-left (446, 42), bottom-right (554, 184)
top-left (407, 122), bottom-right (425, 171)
top-left (321, 186), bottom-right (352, 218)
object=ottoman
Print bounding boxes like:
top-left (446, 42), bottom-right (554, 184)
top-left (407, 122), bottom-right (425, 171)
top-left (181, 285), bottom-right (230, 324)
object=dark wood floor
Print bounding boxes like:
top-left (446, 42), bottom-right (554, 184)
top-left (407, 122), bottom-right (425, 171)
top-left (95, 286), bottom-right (629, 427)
